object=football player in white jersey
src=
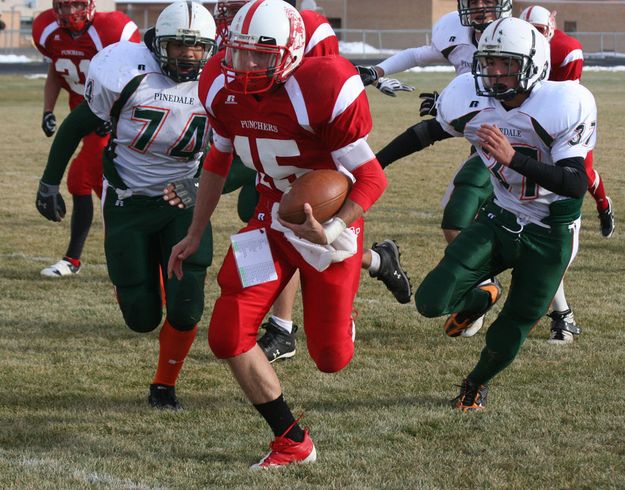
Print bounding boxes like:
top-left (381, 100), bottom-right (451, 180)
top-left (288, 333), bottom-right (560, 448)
top-left (412, 18), bottom-right (594, 410)
top-left (35, 0), bottom-right (217, 410)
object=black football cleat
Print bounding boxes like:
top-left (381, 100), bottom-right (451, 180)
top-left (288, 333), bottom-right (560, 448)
top-left (148, 384), bottom-right (182, 411)
top-left (451, 378), bottom-right (489, 412)
top-left (258, 319), bottom-right (298, 363)
top-left (444, 278), bottom-right (502, 337)
top-left (547, 308), bottom-right (582, 345)
top-left (598, 196), bottom-right (615, 238)
top-left (369, 240), bottom-right (412, 304)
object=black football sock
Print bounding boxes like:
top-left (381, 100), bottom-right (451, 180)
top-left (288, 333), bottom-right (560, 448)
top-left (65, 194), bottom-right (93, 260)
top-left (254, 394), bottom-right (305, 442)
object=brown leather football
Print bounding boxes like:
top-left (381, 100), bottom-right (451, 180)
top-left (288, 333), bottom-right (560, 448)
top-left (278, 169), bottom-right (352, 224)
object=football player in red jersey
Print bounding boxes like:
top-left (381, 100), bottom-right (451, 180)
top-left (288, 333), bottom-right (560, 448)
top-left (32, 0), bottom-right (140, 278)
top-left (208, 0), bottom-right (346, 365)
top-left (168, 0), bottom-right (387, 469)
top-left (520, 5), bottom-right (615, 240)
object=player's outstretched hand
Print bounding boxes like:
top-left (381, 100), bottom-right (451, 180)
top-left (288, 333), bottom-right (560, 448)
top-left (419, 91), bottom-right (439, 117)
top-left (163, 178), bottom-right (199, 208)
top-left (168, 235), bottom-right (201, 280)
top-left (376, 77), bottom-right (415, 97)
top-left (41, 112), bottom-right (56, 137)
top-left (278, 203), bottom-right (328, 244)
top-left (476, 124), bottom-right (515, 166)
top-left (36, 181), bottom-right (66, 222)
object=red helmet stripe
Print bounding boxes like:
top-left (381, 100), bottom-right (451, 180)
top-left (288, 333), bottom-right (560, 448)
top-left (241, 0), bottom-right (264, 34)
top-left (526, 6), bottom-right (534, 21)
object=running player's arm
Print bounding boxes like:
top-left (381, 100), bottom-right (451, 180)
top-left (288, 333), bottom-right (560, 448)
top-left (41, 101), bottom-right (105, 185)
top-left (508, 154), bottom-right (587, 198)
top-left (376, 119), bottom-right (454, 169)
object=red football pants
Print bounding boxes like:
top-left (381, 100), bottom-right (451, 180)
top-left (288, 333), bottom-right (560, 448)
top-left (208, 195), bottom-right (364, 373)
top-left (66, 131), bottom-right (108, 198)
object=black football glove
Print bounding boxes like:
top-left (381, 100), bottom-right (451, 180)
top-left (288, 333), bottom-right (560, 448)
top-left (41, 111), bottom-right (57, 137)
top-left (356, 65), bottom-right (380, 87)
top-left (376, 77), bottom-right (415, 97)
top-left (166, 178), bottom-right (199, 208)
top-left (419, 91), bottom-right (440, 117)
top-left (36, 181), bottom-right (66, 222)
top-left (94, 120), bottom-right (112, 137)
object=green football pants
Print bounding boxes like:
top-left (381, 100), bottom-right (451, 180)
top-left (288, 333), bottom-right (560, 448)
top-left (441, 154), bottom-right (493, 231)
top-left (417, 199), bottom-right (579, 385)
top-left (103, 188), bottom-right (213, 333)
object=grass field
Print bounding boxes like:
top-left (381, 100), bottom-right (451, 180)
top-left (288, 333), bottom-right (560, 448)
top-left (1, 71), bottom-right (624, 489)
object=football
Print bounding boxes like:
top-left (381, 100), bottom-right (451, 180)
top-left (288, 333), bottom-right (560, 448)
top-left (278, 169), bottom-right (352, 224)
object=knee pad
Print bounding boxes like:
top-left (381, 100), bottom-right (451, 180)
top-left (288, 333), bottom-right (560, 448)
top-left (116, 284), bottom-right (162, 332)
top-left (310, 343), bottom-right (353, 373)
top-left (415, 266), bottom-right (455, 318)
top-left (166, 263), bottom-right (207, 330)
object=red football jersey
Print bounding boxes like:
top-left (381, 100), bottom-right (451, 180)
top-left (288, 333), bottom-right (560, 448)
top-left (301, 10), bottom-right (339, 57)
top-left (199, 51), bottom-right (373, 203)
top-left (32, 9), bottom-right (140, 108)
top-left (549, 29), bottom-right (584, 82)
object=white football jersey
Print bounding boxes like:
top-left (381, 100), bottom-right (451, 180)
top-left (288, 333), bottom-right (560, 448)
top-left (431, 12), bottom-right (477, 75)
top-left (437, 73), bottom-right (597, 225)
top-left (85, 41), bottom-right (209, 196)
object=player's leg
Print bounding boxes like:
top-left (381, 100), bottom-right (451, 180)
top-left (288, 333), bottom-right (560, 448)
top-left (441, 154), bottom-right (493, 244)
top-left (584, 151), bottom-right (615, 237)
top-left (460, 221), bottom-right (578, 409)
top-left (41, 133), bottom-right (107, 277)
top-left (415, 216), bottom-right (504, 331)
top-left (103, 191), bottom-right (164, 333)
top-left (147, 208), bottom-right (213, 409)
top-left (436, 155), bottom-right (495, 334)
top-left (257, 271), bottom-right (300, 363)
top-left (298, 217), bottom-right (364, 373)
top-left (208, 227), bottom-right (312, 467)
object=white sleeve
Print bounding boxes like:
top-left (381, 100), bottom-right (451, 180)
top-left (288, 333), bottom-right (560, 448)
top-left (378, 45), bottom-right (447, 75)
top-left (551, 88), bottom-right (597, 162)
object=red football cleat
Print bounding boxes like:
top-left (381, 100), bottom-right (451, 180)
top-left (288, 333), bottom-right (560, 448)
top-left (250, 429), bottom-right (317, 470)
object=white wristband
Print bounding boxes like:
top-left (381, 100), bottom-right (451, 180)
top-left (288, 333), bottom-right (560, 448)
top-left (323, 217), bottom-right (347, 244)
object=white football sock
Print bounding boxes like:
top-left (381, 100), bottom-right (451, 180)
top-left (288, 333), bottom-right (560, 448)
top-left (368, 250), bottom-right (381, 274)
top-left (551, 281), bottom-right (569, 313)
top-left (271, 315), bottom-right (293, 334)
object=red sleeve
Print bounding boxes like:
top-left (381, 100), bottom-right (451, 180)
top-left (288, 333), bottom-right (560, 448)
top-left (94, 11), bottom-right (140, 46)
top-left (349, 159), bottom-right (387, 211)
top-left (554, 58), bottom-right (583, 82)
top-left (203, 144), bottom-right (233, 177)
top-left (31, 10), bottom-right (56, 58)
top-left (301, 10), bottom-right (339, 57)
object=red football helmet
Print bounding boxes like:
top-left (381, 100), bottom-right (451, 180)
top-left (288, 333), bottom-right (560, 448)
top-left (222, 0), bottom-right (305, 94)
top-left (214, 0), bottom-right (247, 46)
top-left (53, 0), bottom-right (95, 33)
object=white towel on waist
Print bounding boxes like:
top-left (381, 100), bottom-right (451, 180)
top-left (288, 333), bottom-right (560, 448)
top-left (270, 203), bottom-right (357, 272)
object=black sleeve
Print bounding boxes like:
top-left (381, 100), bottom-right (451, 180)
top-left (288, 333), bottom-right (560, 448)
top-left (376, 119), bottom-right (454, 169)
top-left (41, 101), bottom-right (105, 185)
top-left (508, 153), bottom-right (588, 198)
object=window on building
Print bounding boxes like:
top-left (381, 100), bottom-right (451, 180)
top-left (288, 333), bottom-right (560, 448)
top-left (564, 21), bottom-right (577, 33)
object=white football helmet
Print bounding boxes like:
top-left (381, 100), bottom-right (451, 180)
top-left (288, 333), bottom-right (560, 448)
top-left (519, 6), bottom-right (556, 42)
top-left (153, 1), bottom-right (217, 82)
top-left (472, 18), bottom-right (551, 100)
top-left (222, 0), bottom-right (306, 94)
top-left (457, 0), bottom-right (512, 31)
